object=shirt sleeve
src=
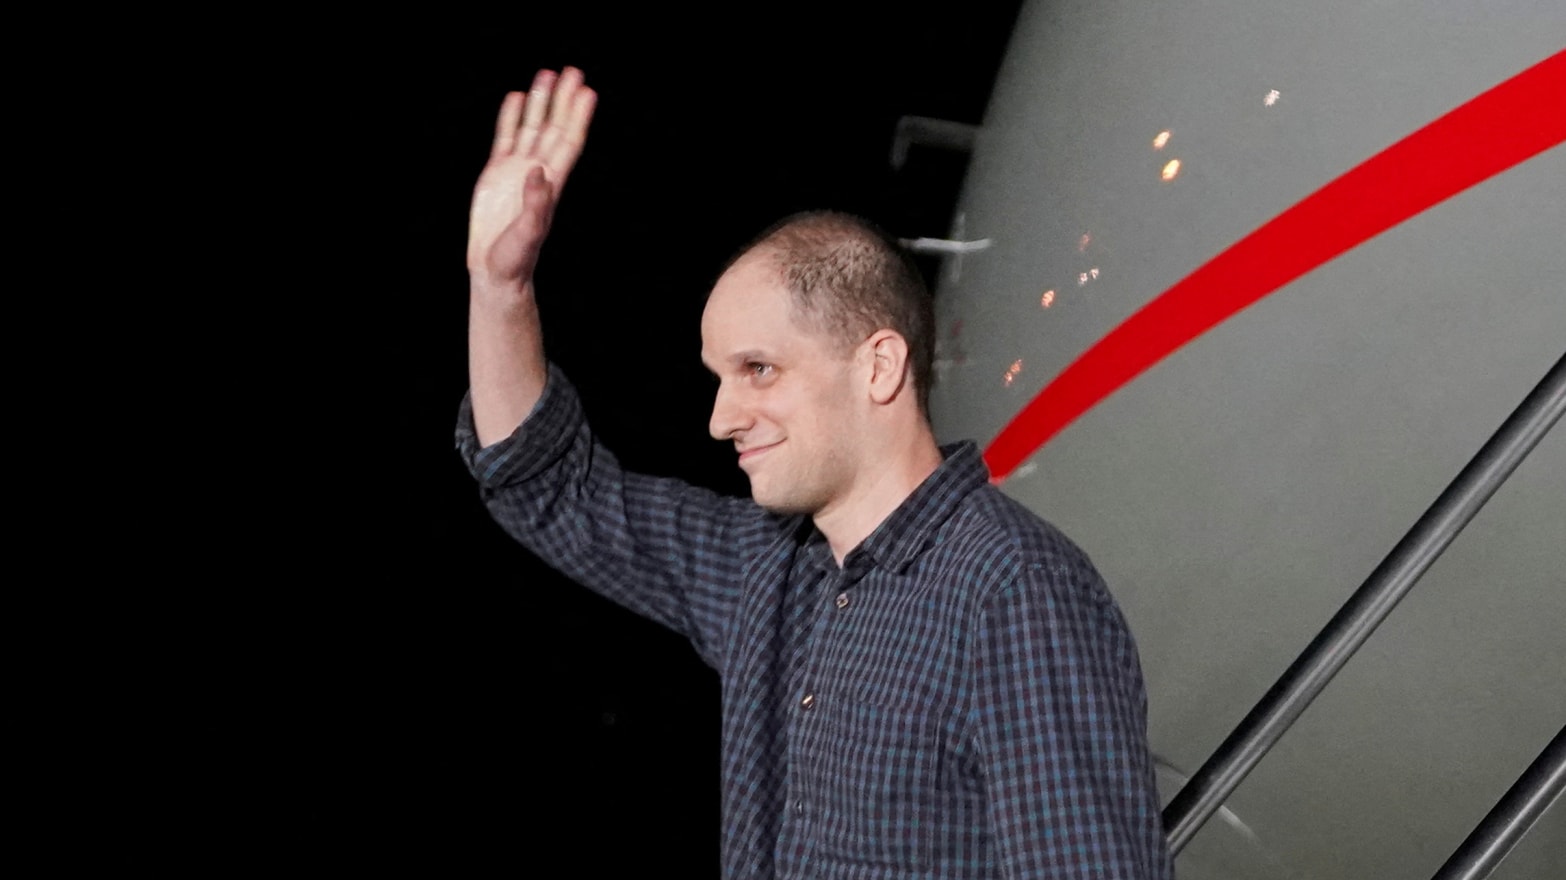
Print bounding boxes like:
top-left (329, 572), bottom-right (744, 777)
top-left (969, 554), bottom-right (1175, 879)
top-left (453, 364), bottom-right (773, 669)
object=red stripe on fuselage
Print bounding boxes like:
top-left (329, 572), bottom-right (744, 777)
top-left (984, 49), bottom-right (1566, 481)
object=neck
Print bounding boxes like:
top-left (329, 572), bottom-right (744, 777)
top-left (813, 421), bottom-right (944, 567)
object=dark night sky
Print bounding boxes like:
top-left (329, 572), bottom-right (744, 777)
top-left (103, 7), bottom-right (1023, 873)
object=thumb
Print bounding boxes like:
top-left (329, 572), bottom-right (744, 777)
top-left (487, 167), bottom-right (557, 281)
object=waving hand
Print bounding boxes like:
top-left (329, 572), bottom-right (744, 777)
top-left (468, 68), bottom-right (597, 289)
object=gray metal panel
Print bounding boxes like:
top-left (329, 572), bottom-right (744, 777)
top-left (930, 2), bottom-right (1566, 877)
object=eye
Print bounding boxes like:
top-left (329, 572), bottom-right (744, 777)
top-left (746, 361), bottom-right (775, 379)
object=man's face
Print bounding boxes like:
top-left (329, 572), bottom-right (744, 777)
top-left (701, 253), bottom-right (863, 515)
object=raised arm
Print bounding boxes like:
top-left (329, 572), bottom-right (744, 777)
top-left (468, 68), bottom-right (597, 447)
top-left (456, 69), bottom-right (775, 667)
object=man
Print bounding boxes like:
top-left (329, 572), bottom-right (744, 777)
top-left (457, 67), bottom-right (1174, 879)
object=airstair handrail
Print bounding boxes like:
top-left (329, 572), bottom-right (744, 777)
top-left (1431, 725), bottom-right (1565, 880)
top-left (1163, 353), bottom-right (1566, 853)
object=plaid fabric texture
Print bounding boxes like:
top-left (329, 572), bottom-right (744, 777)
top-left (456, 365), bottom-right (1173, 879)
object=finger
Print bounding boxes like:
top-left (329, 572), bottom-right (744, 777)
top-left (547, 67), bottom-right (584, 129)
top-left (491, 91), bottom-right (524, 158)
top-left (534, 69), bottom-right (581, 160)
top-left (550, 90), bottom-right (599, 185)
top-left (516, 69), bottom-right (556, 156)
top-left (565, 84), bottom-right (597, 138)
top-left (538, 86), bottom-right (596, 179)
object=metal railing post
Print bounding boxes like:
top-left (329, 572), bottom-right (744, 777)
top-left (1431, 726), bottom-right (1566, 880)
top-left (1162, 353), bottom-right (1566, 853)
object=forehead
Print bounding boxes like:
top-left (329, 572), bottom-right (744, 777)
top-left (705, 252), bottom-right (791, 315)
top-left (701, 254), bottom-right (819, 359)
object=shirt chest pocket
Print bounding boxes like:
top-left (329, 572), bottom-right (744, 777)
top-left (811, 696), bottom-right (947, 870)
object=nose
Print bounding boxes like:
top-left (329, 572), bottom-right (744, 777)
top-left (709, 381), bottom-right (751, 441)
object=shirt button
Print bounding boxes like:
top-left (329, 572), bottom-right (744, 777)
top-left (834, 592), bottom-right (850, 609)
top-left (794, 799), bottom-right (805, 816)
top-left (800, 693), bottom-right (815, 710)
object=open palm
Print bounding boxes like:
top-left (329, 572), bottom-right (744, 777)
top-left (468, 68), bottom-right (597, 285)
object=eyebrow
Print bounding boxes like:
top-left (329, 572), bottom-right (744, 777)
top-left (702, 349), bottom-right (774, 374)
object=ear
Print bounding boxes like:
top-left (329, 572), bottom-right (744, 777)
top-left (864, 330), bottom-right (911, 406)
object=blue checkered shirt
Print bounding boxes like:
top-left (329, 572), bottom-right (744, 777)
top-left (456, 366), bottom-right (1174, 879)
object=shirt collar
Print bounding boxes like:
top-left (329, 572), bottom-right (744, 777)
top-left (798, 440), bottom-right (991, 576)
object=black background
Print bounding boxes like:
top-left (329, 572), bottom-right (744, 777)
top-left (98, 6), bottom-right (1024, 873)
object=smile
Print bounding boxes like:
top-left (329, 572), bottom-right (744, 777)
top-left (738, 441), bottom-right (783, 465)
